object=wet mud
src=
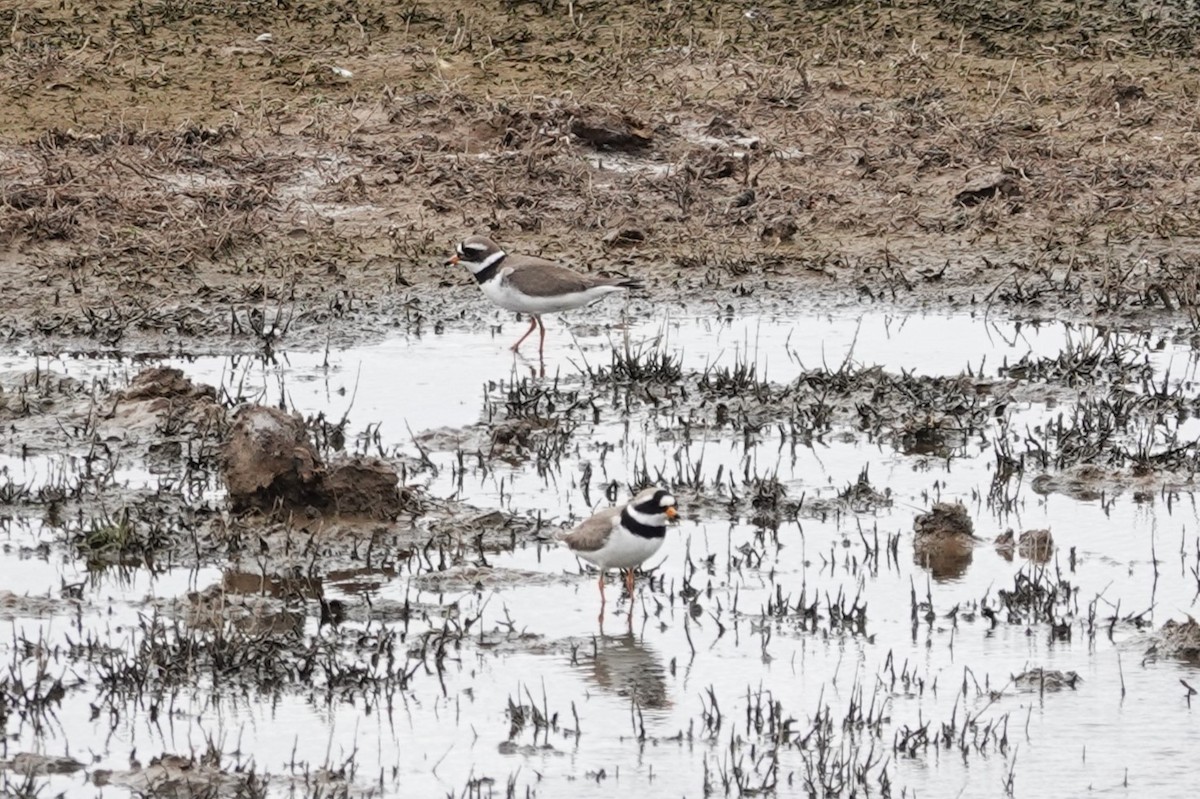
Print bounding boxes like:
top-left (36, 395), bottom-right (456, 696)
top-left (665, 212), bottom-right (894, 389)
top-left (5, 2), bottom-right (1200, 798)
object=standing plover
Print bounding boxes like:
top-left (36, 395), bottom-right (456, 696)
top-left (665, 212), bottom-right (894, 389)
top-left (445, 235), bottom-right (642, 356)
top-left (560, 487), bottom-right (678, 617)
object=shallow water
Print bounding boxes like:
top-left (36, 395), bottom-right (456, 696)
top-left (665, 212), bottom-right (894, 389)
top-left (3, 309), bottom-right (1200, 797)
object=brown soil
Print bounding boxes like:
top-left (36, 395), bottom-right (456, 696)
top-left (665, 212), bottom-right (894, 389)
top-left (995, 528), bottom-right (1055, 562)
top-left (0, 753), bottom-right (84, 776)
top-left (3, 1), bottom-right (1200, 352)
top-left (913, 501), bottom-right (977, 579)
top-left (222, 402), bottom-right (413, 517)
top-left (1011, 667), bottom-right (1080, 691)
top-left (1155, 617), bottom-right (1200, 660)
top-left (92, 753), bottom-right (261, 795)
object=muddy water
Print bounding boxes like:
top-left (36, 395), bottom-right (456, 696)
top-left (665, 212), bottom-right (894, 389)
top-left (3, 310), bottom-right (1200, 797)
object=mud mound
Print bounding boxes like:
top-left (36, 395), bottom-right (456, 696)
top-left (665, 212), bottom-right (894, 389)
top-left (223, 406), bottom-right (320, 508)
top-left (94, 753), bottom-right (249, 795)
top-left (324, 458), bottom-right (411, 518)
top-left (1012, 668), bottom-right (1080, 692)
top-left (1156, 617), bottom-right (1200, 660)
top-left (913, 502), bottom-right (977, 580)
top-left (106, 366), bottom-right (224, 435)
top-left (223, 405), bottom-right (411, 520)
top-left (995, 529), bottom-right (1055, 562)
top-left (914, 502), bottom-right (974, 539)
top-left (0, 370), bottom-right (87, 420)
top-left (120, 366), bottom-right (216, 403)
top-left (569, 109), bottom-right (654, 150)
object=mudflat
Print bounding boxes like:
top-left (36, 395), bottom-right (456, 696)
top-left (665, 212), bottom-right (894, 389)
top-left (2, 1), bottom-right (1199, 351)
top-left (4, 3), bottom-right (1200, 798)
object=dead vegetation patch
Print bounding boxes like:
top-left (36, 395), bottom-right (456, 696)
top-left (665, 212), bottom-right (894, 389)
top-left (91, 753), bottom-right (258, 797)
top-left (0, 753), bottom-right (84, 776)
top-left (934, 0), bottom-right (1200, 57)
top-left (0, 590), bottom-right (79, 618)
top-left (0, 2), bottom-right (1199, 350)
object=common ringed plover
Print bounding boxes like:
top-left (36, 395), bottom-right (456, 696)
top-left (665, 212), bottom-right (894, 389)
top-left (560, 487), bottom-right (678, 615)
top-left (445, 235), bottom-right (642, 356)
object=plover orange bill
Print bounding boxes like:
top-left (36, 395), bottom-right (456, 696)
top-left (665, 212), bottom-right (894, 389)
top-left (559, 487), bottom-right (678, 618)
top-left (445, 235), bottom-right (642, 356)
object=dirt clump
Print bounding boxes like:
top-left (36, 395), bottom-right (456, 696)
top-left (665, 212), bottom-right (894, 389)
top-left (953, 172), bottom-right (1021, 208)
top-left (222, 404), bottom-right (410, 520)
top-left (184, 583), bottom-right (305, 637)
top-left (92, 753), bottom-right (249, 795)
top-left (913, 502), bottom-right (977, 580)
top-left (602, 227), bottom-right (649, 248)
top-left (569, 109), bottom-right (654, 150)
top-left (1012, 668), bottom-right (1080, 692)
top-left (1154, 617), bottom-right (1200, 660)
top-left (324, 458), bottom-right (411, 518)
top-left (120, 366), bottom-right (215, 404)
top-left (760, 216), bottom-right (798, 244)
top-left (0, 370), bottom-right (86, 419)
top-left (105, 366), bottom-right (223, 434)
top-left (489, 417), bottom-right (559, 453)
top-left (0, 753), bottom-right (84, 776)
top-left (0, 590), bottom-right (79, 618)
top-left (223, 406), bottom-right (320, 509)
top-left (995, 529), bottom-right (1055, 562)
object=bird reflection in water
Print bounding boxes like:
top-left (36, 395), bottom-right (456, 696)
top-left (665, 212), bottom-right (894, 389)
top-left (577, 631), bottom-right (671, 711)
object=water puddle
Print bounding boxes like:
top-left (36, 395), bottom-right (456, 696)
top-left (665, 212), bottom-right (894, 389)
top-left (3, 309), bottom-right (1199, 797)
